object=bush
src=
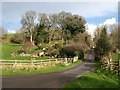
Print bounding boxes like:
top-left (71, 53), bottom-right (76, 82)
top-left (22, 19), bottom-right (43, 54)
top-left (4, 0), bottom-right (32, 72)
top-left (59, 44), bottom-right (84, 58)
top-left (54, 42), bottom-right (63, 49)
top-left (60, 47), bottom-right (75, 58)
top-left (37, 43), bottom-right (46, 49)
top-left (75, 50), bottom-right (84, 59)
top-left (10, 34), bottom-right (21, 44)
top-left (45, 49), bottom-right (59, 57)
top-left (17, 49), bottom-right (25, 54)
top-left (22, 41), bottom-right (33, 53)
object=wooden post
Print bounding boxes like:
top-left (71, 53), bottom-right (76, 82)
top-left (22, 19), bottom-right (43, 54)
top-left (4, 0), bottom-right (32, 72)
top-left (31, 60), bottom-right (33, 64)
top-left (56, 59), bottom-right (58, 64)
top-left (41, 60), bottom-right (42, 66)
top-left (65, 58), bottom-right (68, 65)
top-left (15, 60), bottom-right (17, 64)
top-left (110, 58), bottom-right (112, 70)
top-left (49, 59), bottom-right (51, 66)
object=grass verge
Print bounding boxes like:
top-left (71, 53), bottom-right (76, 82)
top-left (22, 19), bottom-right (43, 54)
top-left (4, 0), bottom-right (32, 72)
top-left (62, 61), bottom-right (118, 88)
top-left (1, 59), bottom-right (82, 75)
top-left (63, 72), bottom-right (118, 88)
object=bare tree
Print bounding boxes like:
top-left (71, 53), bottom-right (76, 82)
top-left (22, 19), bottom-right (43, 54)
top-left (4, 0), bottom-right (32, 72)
top-left (109, 23), bottom-right (119, 51)
top-left (93, 26), bottom-right (101, 45)
top-left (0, 27), bottom-right (7, 40)
top-left (21, 10), bottom-right (37, 45)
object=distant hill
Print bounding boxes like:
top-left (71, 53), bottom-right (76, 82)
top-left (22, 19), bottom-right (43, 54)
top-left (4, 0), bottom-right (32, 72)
top-left (0, 33), bottom-right (14, 44)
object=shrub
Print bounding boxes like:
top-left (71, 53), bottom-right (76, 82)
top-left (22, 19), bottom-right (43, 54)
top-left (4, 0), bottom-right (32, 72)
top-left (37, 43), bottom-right (46, 49)
top-left (60, 47), bottom-right (75, 58)
top-left (75, 50), bottom-right (84, 59)
top-left (10, 33), bottom-right (25, 44)
top-left (10, 35), bottom-right (21, 44)
top-left (54, 42), bottom-right (63, 49)
top-left (45, 49), bottom-right (59, 57)
top-left (59, 44), bottom-right (84, 58)
top-left (22, 41), bottom-right (33, 53)
top-left (17, 49), bottom-right (25, 54)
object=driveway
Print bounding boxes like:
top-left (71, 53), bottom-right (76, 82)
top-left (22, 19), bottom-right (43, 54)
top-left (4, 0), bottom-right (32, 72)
top-left (2, 49), bottom-right (95, 88)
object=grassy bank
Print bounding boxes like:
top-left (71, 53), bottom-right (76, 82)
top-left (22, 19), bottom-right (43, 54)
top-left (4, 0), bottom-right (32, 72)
top-left (63, 72), bottom-right (118, 88)
top-left (1, 43), bottom-right (22, 60)
top-left (1, 43), bottom-right (50, 60)
top-left (63, 61), bottom-right (118, 88)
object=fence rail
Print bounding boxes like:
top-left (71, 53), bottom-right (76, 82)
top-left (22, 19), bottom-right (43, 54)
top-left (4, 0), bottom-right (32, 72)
top-left (0, 59), bottom-right (60, 65)
top-left (0, 58), bottom-right (68, 65)
top-left (0, 58), bottom-right (79, 70)
top-left (0, 57), bottom-right (78, 66)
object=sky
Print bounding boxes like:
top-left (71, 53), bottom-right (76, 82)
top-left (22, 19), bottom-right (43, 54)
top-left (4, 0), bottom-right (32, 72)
top-left (1, 1), bottom-right (118, 37)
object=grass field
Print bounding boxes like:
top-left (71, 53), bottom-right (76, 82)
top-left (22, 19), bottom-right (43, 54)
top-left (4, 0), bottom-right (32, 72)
top-left (1, 43), bottom-right (22, 60)
top-left (1, 43), bottom-right (50, 60)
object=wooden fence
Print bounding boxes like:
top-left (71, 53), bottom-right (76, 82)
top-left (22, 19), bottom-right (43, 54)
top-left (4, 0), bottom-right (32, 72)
top-left (0, 58), bottom-right (65, 65)
top-left (0, 57), bottom-right (78, 70)
top-left (0, 57), bottom-right (78, 65)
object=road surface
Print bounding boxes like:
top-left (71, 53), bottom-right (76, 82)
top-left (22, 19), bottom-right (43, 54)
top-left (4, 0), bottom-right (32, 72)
top-left (2, 49), bottom-right (95, 88)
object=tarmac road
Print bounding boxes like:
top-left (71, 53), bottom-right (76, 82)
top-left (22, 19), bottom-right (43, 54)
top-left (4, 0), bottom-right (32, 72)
top-left (2, 49), bottom-right (95, 88)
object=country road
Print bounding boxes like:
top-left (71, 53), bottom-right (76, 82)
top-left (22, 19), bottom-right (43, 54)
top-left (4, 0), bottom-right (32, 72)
top-left (2, 49), bottom-right (95, 88)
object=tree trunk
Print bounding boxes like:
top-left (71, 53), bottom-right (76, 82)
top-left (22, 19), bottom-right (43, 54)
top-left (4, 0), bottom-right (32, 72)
top-left (49, 34), bottom-right (51, 43)
top-left (61, 30), bottom-right (64, 42)
top-left (30, 34), bottom-right (32, 43)
top-left (62, 38), bottom-right (64, 42)
top-left (48, 28), bottom-right (51, 43)
top-left (30, 34), bottom-right (34, 45)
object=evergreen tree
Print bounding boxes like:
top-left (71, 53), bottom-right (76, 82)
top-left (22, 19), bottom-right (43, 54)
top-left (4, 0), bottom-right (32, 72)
top-left (95, 26), bottom-right (112, 58)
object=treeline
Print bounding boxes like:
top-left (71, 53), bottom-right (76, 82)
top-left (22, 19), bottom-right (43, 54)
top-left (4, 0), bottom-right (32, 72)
top-left (10, 10), bottom-right (92, 48)
top-left (9, 10), bottom-right (93, 58)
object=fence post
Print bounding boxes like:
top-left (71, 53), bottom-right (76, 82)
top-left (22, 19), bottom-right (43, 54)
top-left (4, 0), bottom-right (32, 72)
top-left (49, 59), bottom-right (51, 66)
top-left (65, 58), bottom-right (68, 64)
top-left (15, 60), bottom-right (17, 64)
top-left (41, 60), bottom-right (42, 67)
top-left (31, 60), bottom-right (33, 64)
top-left (56, 59), bottom-right (58, 64)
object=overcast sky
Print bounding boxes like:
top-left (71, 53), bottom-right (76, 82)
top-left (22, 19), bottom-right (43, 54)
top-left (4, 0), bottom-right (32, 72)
top-left (1, 1), bottom-right (118, 36)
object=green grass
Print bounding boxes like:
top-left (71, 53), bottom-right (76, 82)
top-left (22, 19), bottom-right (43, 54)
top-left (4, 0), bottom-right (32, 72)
top-left (35, 57), bottom-right (50, 60)
top-left (112, 53), bottom-right (120, 61)
top-left (1, 43), bottom-right (22, 60)
top-left (0, 43), bottom-right (2, 59)
top-left (29, 47), bottom-right (43, 54)
top-left (7, 34), bottom-right (14, 39)
top-left (1, 40), bottom-right (64, 60)
top-left (1, 43), bottom-right (50, 60)
top-left (1, 59), bottom-right (82, 75)
top-left (63, 61), bottom-right (118, 88)
top-left (94, 61), bottom-right (118, 82)
top-left (1, 42), bottom-right (83, 75)
top-left (1, 65), bottom-right (65, 75)
top-left (63, 72), bottom-right (118, 88)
